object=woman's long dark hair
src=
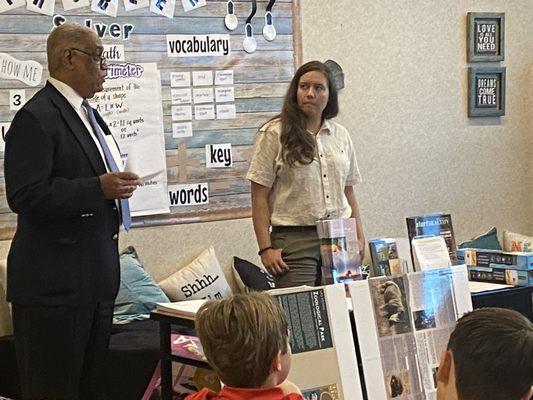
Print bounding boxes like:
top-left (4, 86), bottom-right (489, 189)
top-left (277, 61), bottom-right (339, 167)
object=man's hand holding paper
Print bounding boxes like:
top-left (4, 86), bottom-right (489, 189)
top-left (99, 171), bottom-right (141, 199)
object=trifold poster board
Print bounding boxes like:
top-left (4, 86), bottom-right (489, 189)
top-left (269, 284), bottom-right (363, 400)
top-left (348, 265), bottom-right (472, 400)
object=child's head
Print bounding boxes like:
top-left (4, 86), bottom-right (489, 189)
top-left (195, 292), bottom-right (290, 388)
top-left (436, 307), bottom-right (533, 400)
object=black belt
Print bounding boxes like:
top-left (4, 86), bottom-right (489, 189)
top-left (271, 225), bottom-right (316, 233)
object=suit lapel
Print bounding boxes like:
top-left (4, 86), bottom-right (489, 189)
top-left (45, 83), bottom-right (107, 176)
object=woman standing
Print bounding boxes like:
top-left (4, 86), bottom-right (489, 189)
top-left (246, 61), bottom-right (365, 288)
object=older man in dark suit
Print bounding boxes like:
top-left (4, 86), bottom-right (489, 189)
top-left (4, 23), bottom-right (140, 399)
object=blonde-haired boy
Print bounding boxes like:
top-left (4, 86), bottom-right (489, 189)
top-left (186, 292), bottom-right (303, 400)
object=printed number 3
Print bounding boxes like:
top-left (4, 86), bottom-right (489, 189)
top-left (12, 94), bottom-right (21, 107)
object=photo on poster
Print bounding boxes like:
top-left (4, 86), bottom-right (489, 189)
top-left (369, 277), bottom-right (412, 337)
top-left (413, 309), bottom-right (436, 331)
top-left (385, 371), bottom-right (411, 399)
top-left (301, 384), bottom-right (340, 400)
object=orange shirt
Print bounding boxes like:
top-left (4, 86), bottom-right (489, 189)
top-left (185, 386), bottom-right (304, 400)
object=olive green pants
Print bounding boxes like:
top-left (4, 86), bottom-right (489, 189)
top-left (270, 227), bottom-right (322, 288)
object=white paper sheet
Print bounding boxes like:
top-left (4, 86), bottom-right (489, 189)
top-left (124, 135), bottom-right (165, 183)
top-left (215, 86), bottom-right (234, 102)
top-left (194, 104), bottom-right (215, 120)
top-left (89, 62), bottom-right (169, 217)
top-left (412, 236), bottom-right (451, 270)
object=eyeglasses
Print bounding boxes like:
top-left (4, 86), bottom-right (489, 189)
top-left (70, 48), bottom-right (107, 68)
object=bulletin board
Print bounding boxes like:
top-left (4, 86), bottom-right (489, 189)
top-left (0, 0), bottom-right (302, 239)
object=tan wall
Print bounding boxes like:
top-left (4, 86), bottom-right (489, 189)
top-left (1, 0), bottom-right (532, 280)
top-left (300, 0), bottom-right (533, 241)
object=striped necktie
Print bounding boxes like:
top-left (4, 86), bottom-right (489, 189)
top-left (82, 100), bottom-right (131, 230)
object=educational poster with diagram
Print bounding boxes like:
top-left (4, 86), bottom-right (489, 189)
top-left (0, 0), bottom-right (299, 238)
top-left (89, 62), bottom-right (169, 216)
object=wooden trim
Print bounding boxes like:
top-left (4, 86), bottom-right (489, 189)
top-left (133, 207), bottom-right (252, 229)
top-left (292, 0), bottom-right (303, 68)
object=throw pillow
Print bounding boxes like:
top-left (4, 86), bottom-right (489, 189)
top-left (114, 246), bottom-right (169, 322)
top-left (232, 257), bottom-right (275, 293)
top-left (457, 227), bottom-right (501, 250)
top-left (158, 247), bottom-right (232, 301)
top-left (503, 230), bottom-right (533, 252)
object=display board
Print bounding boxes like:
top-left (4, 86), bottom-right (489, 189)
top-left (0, 0), bottom-right (301, 239)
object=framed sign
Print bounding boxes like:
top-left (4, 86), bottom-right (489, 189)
top-left (467, 12), bottom-right (505, 62)
top-left (468, 67), bottom-right (506, 117)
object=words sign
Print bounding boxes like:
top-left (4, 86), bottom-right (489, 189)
top-left (168, 183), bottom-right (209, 206)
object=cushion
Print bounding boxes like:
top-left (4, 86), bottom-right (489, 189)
top-left (159, 247), bottom-right (231, 301)
top-left (0, 259), bottom-right (13, 337)
top-left (503, 230), bottom-right (533, 252)
top-left (114, 247), bottom-right (169, 322)
top-left (232, 257), bottom-right (275, 293)
top-left (458, 226), bottom-right (501, 250)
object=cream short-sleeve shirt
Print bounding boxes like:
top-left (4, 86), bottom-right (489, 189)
top-left (246, 118), bottom-right (362, 226)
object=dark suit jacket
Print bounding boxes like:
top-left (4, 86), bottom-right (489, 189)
top-left (4, 82), bottom-right (121, 306)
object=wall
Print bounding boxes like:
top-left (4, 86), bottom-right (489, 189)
top-left (2, 0), bottom-right (532, 280)
top-left (299, 0), bottom-right (533, 241)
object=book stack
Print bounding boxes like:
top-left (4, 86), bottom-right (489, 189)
top-left (457, 248), bottom-right (533, 286)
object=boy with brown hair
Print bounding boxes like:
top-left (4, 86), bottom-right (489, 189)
top-left (436, 307), bottom-right (533, 400)
top-left (186, 292), bottom-right (303, 400)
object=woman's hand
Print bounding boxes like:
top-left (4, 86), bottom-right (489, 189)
top-left (260, 248), bottom-right (289, 276)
